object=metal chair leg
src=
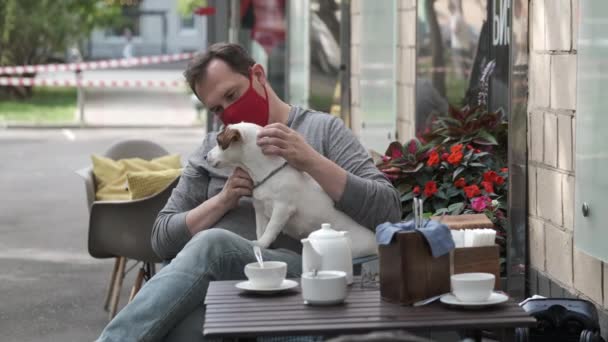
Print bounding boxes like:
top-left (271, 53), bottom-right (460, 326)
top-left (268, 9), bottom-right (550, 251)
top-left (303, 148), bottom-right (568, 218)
top-left (103, 257), bottom-right (120, 312)
top-left (108, 256), bottom-right (127, 320)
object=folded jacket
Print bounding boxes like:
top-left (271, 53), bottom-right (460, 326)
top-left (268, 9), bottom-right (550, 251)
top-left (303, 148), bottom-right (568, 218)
top-left (376, 219), bottom-right (455, 257)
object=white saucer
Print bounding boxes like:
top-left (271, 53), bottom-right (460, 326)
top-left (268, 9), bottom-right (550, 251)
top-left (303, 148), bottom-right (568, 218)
top-left (235, 279), bottom-right (298, 294)
top-left (440, 292), bottom-right (509, 308)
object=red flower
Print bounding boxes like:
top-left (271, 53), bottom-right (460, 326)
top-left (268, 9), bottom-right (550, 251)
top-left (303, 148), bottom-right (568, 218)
top-left (464, 185), bottom-right (481, 198)
top-left (424, 181), bottom-right (438, 198)
top-left (427, 151), bottom-right (440, 167)
top-left (450, 144), bottom-right (464, 153)
top-left (483, 171), bottom-right (498, 183)
top-left (441, 152), bottom-right (449, 161)
top-left (481, 181), bottom-right (494, 194)
top-left (500, 167), bottom-right (508, 173)
top-left (475, 149), bottom-right (481, 153)
top-left (495, 176), bottom-right (505, 185)
top-left (454, 177), bottom-right (466, 188)
top-left (447, 151), bottom-right (463, 165)
top-left (413, 186), bottom-right (420, 195)
top-left (466, 144), bottom-right (474, 150)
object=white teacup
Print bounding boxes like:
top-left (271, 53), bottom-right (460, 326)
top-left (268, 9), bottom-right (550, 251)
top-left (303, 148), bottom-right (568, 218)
top-left (244, 261), bottom-right (287, 289)
top-left (301, 270), bottom-right (347, 305)
top-left (451, 272), bottom-right (495, 302)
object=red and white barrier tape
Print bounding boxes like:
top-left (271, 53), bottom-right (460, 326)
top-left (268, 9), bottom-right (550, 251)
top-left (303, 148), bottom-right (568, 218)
top-left (0, 52), bottom-right (195, 75)
top-left (0, 77), bottom-right (185, 88)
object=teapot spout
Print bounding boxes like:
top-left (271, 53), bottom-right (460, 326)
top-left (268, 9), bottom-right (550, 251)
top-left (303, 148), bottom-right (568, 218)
top-left (301, 238), bottom-right (322, 274)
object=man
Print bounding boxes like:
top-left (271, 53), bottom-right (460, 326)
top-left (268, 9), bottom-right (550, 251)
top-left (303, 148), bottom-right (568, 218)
top-left (97, 43), bottom-right (401, 341)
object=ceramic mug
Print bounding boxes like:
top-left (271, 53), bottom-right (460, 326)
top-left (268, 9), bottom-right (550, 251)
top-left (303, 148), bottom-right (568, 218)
top-left (301, 270), bottom-right (347, 305)
top-left (451, 272), bottom-right (495, 302)
top-left (244, 261), bottom-right (287, 289)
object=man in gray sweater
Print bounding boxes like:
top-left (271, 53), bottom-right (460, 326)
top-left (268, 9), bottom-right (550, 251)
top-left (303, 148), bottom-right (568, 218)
top-left (97, 43), bottom-right (401, 342)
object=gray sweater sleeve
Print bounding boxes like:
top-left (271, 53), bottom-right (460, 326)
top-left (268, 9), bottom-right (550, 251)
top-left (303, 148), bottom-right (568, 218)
top-left (151, 144), bottom-right (209, 260)
top-left (326, 117), bottom-right (402, 230)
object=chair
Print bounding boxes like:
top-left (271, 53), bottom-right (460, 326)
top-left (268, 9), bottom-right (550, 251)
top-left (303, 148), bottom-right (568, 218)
top-left (76, 139), bottom-right (179, 320)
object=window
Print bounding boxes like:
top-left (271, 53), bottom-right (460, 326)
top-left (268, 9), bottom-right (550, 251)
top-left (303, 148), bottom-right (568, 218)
top-left (358, 0), bottom-right (397, 153)
top-left (180, 14), bottom-right (195, 30)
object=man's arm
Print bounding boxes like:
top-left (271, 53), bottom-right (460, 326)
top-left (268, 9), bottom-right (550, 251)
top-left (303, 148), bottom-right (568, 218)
top-left (314, 117), bottom-right (402, 230)
top-left (258, 118), bottom-right (402, 230)
top-left (152, 156), bottom-right (210, 260)
top-left (152, 142), bottom-right (254, 260)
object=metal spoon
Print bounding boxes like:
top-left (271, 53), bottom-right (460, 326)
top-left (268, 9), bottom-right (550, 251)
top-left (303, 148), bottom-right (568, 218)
top-left (253, 245), bottom-right (264, 268)
top-left (413, 293), bottom-right (447, 307)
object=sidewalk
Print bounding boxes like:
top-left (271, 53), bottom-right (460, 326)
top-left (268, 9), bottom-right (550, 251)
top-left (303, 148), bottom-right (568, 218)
top-left (35, 67), bottom-right (199, 127)
top-left (0, 128), bottom-right (202, 342)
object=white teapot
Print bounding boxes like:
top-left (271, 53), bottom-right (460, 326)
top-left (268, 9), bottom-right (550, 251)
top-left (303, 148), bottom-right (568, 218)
top-left (301, 223), bottom-right (354, 284)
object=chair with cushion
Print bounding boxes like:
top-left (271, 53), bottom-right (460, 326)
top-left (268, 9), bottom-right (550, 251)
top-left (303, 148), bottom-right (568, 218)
top-left (76, 139), bottom-right (180, 320)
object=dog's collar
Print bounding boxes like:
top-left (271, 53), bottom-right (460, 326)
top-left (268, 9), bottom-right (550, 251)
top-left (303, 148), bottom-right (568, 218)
top-left (253, 162), bottom-right (289, 189)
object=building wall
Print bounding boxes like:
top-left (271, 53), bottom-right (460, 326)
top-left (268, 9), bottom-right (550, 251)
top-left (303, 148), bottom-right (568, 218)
top-left (528, 0), bottom-right (608, 332)
top-left (89, 0), bottom-right (206, 59)
top-left (350, 0), bottom-right (416, 144)
top-left (352, 0), bottom-right (608, 331)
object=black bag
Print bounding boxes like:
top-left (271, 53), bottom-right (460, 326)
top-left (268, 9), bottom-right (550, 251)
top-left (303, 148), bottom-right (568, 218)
top-left (518, 298), bottom-right (605, 342)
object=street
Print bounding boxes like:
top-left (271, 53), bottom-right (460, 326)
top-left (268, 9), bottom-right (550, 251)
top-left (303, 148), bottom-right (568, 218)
top-left (0, 128), bottom-right (203, 342)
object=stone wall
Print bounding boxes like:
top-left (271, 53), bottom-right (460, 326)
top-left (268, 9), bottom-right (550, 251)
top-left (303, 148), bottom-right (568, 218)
top-left (528, 0), bottom-right (608, 332)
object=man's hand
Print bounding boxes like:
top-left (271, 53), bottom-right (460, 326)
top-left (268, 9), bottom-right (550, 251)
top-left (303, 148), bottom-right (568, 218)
top-left (219, 167), bottom-right (253, 209)
top-left (257, 123), bottom-right (319, 172)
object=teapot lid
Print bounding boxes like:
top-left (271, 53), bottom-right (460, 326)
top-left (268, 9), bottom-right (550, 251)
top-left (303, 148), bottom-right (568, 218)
top-left (308, 223), bottom-right (344, 239)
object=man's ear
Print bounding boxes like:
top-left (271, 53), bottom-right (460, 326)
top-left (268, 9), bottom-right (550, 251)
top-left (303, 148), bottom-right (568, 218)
top-left (217, 127), bottom-right (241, 150)
top-left (251, 63), bottom-right (267, 86)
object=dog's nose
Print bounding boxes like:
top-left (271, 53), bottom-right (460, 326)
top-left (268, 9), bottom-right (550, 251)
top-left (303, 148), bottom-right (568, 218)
top-left (203, 155), bottom-right (207, 161)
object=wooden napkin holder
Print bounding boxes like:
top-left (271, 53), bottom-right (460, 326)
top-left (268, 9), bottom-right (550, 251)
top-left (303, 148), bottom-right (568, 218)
top-left (379, 214), bottom-right (500, 305)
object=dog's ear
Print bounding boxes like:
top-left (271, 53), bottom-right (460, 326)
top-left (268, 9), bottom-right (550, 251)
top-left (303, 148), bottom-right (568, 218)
top-left (217, 127), bottom-right (241, 150)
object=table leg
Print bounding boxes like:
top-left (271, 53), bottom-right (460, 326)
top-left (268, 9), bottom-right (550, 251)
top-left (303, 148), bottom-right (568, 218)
top-left (500, 328), bottom-right (516, 341)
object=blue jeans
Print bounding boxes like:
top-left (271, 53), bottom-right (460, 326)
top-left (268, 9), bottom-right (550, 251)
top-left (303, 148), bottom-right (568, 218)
top-left (96, 228), bottom-right (303, 342)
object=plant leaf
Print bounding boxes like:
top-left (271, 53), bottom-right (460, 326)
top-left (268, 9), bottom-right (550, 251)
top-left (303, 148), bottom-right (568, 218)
top-left (453, 166), bottom-right (465, 180)
top-left (448, 202), bottom-right (465, 215)
top-left (435, 189), bottom-right (448, 200)
top-left (401, 191), bottom-right (415, 202)
top-left (473, 130), bottom-right (498, 145)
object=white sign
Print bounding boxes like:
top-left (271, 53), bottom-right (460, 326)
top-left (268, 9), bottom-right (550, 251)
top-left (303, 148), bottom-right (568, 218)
top-left (493, 0), bottom-right (511, 46)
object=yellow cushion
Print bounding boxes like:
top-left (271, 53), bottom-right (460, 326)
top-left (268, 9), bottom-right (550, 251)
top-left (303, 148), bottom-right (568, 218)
top-left (92, 154), bottom-right (182, 201)
top-left (127, 168), bottom-right (182, 200)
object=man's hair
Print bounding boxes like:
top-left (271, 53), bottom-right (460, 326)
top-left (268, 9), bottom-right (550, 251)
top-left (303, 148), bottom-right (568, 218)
top-left (184, 43), bottom-right (256, 97)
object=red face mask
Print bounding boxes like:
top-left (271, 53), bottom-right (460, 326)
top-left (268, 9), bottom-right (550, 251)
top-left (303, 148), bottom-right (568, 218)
top-left (220, 71), bottom-right (269, 127)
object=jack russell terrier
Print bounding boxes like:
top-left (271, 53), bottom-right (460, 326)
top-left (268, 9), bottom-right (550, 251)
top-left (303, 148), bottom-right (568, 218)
top-left (206, 122), bottom-right (377, 258)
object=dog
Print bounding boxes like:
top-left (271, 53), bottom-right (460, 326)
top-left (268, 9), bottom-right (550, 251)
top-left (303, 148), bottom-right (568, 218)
top-left (206, 122), bottom-right (377, 258)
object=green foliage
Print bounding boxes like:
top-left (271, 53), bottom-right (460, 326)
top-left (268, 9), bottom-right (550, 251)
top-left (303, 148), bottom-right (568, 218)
top-left (177, 0), bottom-right (207, 17)
top-left (421, 105), bottom-right (508, 164)
top-left (377, 106), bottom-right (509, 237)
top-left (0, 0), bottom-right (122, 66)
top-left (0, 87), bottom-right (76, 123)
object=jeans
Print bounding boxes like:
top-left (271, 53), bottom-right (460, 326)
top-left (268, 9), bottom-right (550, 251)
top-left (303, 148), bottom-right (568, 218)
top-left (96, 228), bottom-right (303, 342)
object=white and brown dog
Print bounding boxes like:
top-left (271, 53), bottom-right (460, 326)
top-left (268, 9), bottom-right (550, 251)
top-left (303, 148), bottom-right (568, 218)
top-left (206, 122), bottom-right (377, 258)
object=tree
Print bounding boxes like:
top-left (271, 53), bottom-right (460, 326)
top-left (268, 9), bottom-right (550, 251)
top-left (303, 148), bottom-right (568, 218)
top-left (177, 0), bottom-right (207, 17)
top-left (0, 0), bottom-right (122, 97)
top-left (0, 0), bottom-right (121, 67)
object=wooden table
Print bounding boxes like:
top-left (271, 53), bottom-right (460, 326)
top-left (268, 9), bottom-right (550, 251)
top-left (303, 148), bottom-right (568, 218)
top-left (203, 279), bottom-right (536, 340)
